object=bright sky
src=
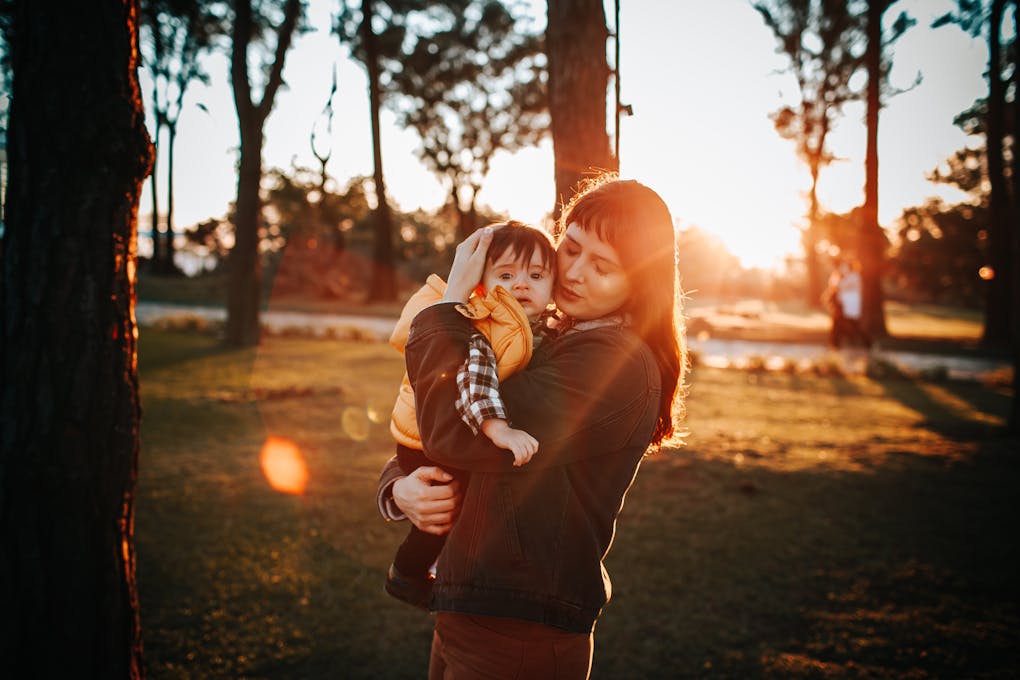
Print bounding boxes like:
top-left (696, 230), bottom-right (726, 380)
top-left (140, 0), bottom-right (991, 269)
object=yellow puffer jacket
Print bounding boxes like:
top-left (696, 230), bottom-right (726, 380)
top-left (390, 274), bottom-right (533, 450)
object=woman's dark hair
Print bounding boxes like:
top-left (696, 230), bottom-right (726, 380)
top-left (556, 174), bottom-right (687, 450)
top-left (485, 220), bottom-right (556, 272)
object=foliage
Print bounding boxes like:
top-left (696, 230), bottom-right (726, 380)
top-left (754, 0), bottom-right (866, 184)
top-left (140, 0), bottom-right (224, 273)
top-left (754, 0), bottom-right (868, 304)
top-left (0, 0), bottom-right (11, 135)
top-left (140, 0), bottom-right (220, 127)
top-left (337, 1), bottom-right (547, 235)
top-left (262, 166), bottom-right (372, 252)
top-left (891, 198), bottom-right (988, 306)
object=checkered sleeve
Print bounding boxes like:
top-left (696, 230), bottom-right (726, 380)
top-left (454, 332), bottom-right (507, 435)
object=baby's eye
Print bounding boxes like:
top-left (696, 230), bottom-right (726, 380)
top-left (530, 271), bottom-right (547, 280)
top-left (499, 272), bottom-right (513, 280)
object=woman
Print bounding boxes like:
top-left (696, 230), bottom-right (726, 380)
top-left (377, 175), bottom-right (686, 679)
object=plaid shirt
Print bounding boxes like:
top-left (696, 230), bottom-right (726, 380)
top-left (453, 312), bottom-right (571, 435)
top-left (454, 332), bottom-right (507, 434)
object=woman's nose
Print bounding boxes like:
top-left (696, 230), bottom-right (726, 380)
top-left (563, 258), bottom-right (584, 283)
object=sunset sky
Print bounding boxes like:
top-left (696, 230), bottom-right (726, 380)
top-left (140, 0), bottom-right (994, 269)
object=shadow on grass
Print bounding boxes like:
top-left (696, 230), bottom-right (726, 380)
top-left (877, 377), bottom-right (1009, 441)
top-left (941, 380), bottom-right (1014, 422)
top-left (596, 438), bottom-right (1020, 679)
top-left (138, 329), bottom-right (242, 373)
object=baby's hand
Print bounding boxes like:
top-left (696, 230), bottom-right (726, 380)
top-left (481, 419), bottom-right (539, 466)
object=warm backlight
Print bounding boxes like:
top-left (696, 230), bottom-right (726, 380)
top-left (260, 436), bottom-right (308, 495)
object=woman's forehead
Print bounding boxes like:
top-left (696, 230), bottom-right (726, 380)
top-left (561, 223), bottom-right (623, 265)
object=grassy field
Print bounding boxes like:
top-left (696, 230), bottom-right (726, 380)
top-left (136, 328), bottom-right (1018, 679)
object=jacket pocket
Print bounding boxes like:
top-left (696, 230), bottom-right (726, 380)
top-left (499, 482), bottom-right (526, 563)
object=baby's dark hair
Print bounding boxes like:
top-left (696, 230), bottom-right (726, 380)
top-left (486, 220), bottom-right (556, 272)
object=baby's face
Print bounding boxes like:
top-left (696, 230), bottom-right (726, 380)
top-left (482, 247), bottom-right (555, 322)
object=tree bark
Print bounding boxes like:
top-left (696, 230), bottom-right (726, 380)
top-left (225, 0), bottom-right (301, 346)
top-left (860, 0), bottom-right (889, 338)
top-left (981, 0), bottom-right (1011, 347)
top-left (0, 1), bottom-right (152, 677)
top-left (362, 0), bottom-right (397, 302)
top-left (546, 0), bottom-right (616, 220)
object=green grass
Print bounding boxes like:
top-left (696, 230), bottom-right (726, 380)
top-left (136, 328), bottom-right (1018, 678)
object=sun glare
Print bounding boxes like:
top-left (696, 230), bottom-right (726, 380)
top-left (260, 436), bottom-right (309, 495)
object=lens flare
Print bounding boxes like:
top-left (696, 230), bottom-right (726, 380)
top-left (366, 400), bottom-right (389, 425)
top-left (342, 406), bottom-right (370, 441)
top-left (260, 436), bottom-right (308, 495)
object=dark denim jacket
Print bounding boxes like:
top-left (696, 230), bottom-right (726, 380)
top-left (402, 303), bottom-right (661, 633)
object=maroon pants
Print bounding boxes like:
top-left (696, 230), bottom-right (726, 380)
top-left (428, 612), bottom-right (593, 680)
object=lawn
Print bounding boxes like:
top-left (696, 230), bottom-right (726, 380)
top-left (136, 328), bottom-right (1018, 679)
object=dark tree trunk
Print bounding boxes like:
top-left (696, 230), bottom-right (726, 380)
top-left (0, 1), bottom-right (152, 677)
top-left (165, 121), bottom-right (178, 274)
top-left (861, 0), bottom-right (888, 338)
top-left (225, 0), bottom-right (301, 347)
top-left (226, 121), bottom-right (264, 346)
top-left (981, 0), bottom-right (1011, 348)
top-left (547, 0), bottom-right (616, 220)
top-left (149, 102), bottom-right (161, 268)
top-left (362, 0), bottom-right (397, 302)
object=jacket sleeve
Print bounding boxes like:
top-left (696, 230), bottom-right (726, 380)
top-left (405, 303), bottom-right (661, 473)
top-left (376, 455), bottom-right (406, 521)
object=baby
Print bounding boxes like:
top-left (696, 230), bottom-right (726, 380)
top-left (385, 221), bottom-right (556, 608)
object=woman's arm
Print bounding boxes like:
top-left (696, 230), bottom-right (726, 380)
top-left (376, 455), bottom-right (463, 535)
top-left (406, 303), bottom-right (660, 473)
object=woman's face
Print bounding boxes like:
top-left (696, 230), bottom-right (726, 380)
top-left (555, 223), bottom-right (631, 320)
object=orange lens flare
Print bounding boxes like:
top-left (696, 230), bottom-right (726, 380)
top-left (260, 436), bottom-right (308, 495)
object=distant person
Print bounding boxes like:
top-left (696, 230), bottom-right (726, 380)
top-left (384, 221), bottom-right (557, 609)
top-left (824, 259), bottom-right (871, 349)
top-left (376, 176), bottom-right (686, 679)
top-left (822, 263), bottom-right (846, 348)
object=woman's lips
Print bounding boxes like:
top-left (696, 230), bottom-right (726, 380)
top-left (557, 285), bottom-right (581, 302)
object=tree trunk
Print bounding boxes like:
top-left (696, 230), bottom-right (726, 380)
top-left (804, 166), bottom-right (823, 307)
top-left (860, 0), bottom-right (888, 338)
top-left (226, 121), bottom-right (264, 346)
top-left (165, 121), bottom-right (178, 274)
top-left (150, 105), bottom-right (161, 269)
top-left (363, 0), bottom-right (397, 302)
top-left (981, 0), bottom-right (1011, 347)
top-left (0, 1), bottom-right (152, 677)
top-left (547, 0), bottom-right (616, 220)
top-left (225, 0), bottom-right (301, 347)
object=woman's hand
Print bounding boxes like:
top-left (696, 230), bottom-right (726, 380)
top-left (442, 226), bottom-right (498, 304)
top-left (392, 466), bottom-right (463, 535)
